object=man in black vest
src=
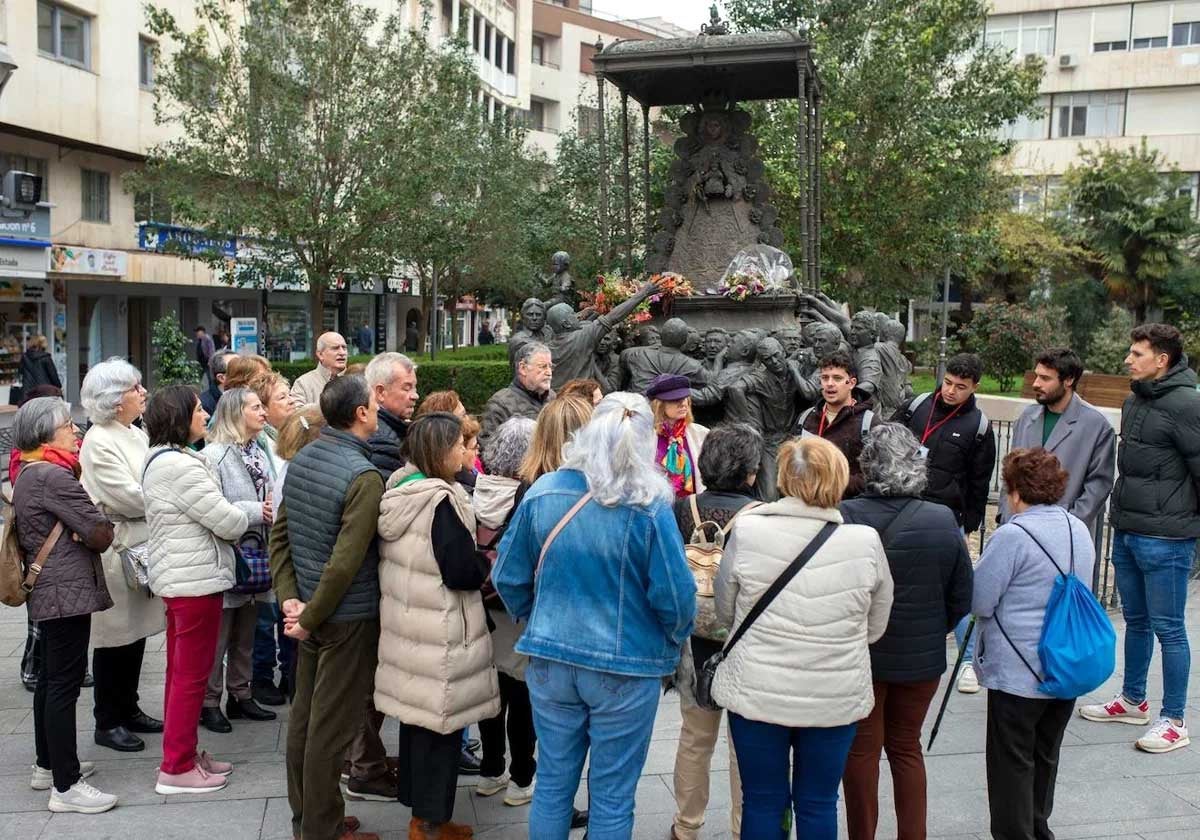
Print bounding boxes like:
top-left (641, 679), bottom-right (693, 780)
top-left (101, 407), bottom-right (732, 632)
top-left (270, 375), bottom-right (384, 840)
top-left (893, 352), bottom-right (996, 694)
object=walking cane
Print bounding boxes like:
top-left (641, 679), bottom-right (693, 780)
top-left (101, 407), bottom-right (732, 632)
top-left (927, 616), bottom-right (975, 752)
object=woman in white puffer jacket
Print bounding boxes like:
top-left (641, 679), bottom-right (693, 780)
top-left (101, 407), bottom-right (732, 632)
top-left (142, 385), bottom-right (247, 797)
top-left (711, 435), bottom-right (893, 840)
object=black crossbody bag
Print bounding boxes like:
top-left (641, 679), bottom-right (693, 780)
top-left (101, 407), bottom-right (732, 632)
top-left (695, 521), bottom-right (838, 711)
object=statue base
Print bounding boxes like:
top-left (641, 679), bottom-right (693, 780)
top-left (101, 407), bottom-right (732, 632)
top-left (655, 294), bottom-right (805, 335)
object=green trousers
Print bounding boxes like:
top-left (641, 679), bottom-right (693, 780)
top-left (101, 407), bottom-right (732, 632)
top-left (286, 619), bottom-right (380, 840)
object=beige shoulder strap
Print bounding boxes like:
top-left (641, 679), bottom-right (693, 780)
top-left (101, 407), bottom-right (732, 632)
top-left (719, 501), bottom-right (763, 537)
top-left (535, 492), bottom-right (594, 578)
top-left (688, 494), bottom-right (701, 534)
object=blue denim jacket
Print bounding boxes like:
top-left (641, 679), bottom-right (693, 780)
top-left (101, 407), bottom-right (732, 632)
top-left (493, 469), bottom-right (696, 677)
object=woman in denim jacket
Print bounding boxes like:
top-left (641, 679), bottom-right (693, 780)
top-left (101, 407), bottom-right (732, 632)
top-left (494, 392), bottom-right (696, 840)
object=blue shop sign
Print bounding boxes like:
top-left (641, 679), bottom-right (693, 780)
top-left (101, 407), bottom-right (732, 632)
top-left (138, 223), bottom-right (237, 259)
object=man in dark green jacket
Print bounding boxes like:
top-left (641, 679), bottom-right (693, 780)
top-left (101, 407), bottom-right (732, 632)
top-left (1079, 324), bottom-right (1200, 756)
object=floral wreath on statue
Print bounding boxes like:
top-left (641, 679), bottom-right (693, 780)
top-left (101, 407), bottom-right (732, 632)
top-left (579, 271), bottom-right (695, 322)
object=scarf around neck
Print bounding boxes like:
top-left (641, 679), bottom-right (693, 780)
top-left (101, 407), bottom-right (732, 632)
top-left (19, 444), bottom-right (82, 479)
top-left (657, 419), bottom-right (694, 498)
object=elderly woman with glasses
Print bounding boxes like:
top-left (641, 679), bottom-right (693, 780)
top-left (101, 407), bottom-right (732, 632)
top-left (839, 424), bottom-right (974, 840)
top-left (11, 396), bottom-right (117, 813)
top-left (79, 358), bottom-right (167, 754)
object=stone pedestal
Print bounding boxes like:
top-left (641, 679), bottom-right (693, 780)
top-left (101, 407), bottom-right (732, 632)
top-left (658, 294), bottom-right (805, 335)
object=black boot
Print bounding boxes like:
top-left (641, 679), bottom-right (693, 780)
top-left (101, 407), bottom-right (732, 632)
top-left (226, 696), bottom-right (277, 721)
top-left (200, 706), bottom-right (232, 733)
top-left (252, 678), bottom-right (286, 707)
top-left (95, 725), bottom-right (145, 752)
top-left (125, 710), bottom-right (164, 733)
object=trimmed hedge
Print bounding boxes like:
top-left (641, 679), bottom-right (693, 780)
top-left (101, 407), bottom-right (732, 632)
top-left (272, 349), bottom-right (511, 414)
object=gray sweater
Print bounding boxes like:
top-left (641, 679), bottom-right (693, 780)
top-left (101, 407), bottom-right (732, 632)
top-left (972, 505), bottom-right (1095, 699)
top-left (204, 440), bottom-right (276, 606)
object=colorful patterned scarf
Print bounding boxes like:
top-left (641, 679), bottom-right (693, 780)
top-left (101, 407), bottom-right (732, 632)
top-left (18, 445), bottom-right (82, 479)
top-left (657, 420), bottom-right (694, 499)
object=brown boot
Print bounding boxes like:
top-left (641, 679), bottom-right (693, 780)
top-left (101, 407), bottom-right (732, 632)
top-left (436, 822), bottom-right (473, 839)
top-left (407, 817), bottom-right (433, 840)
top-left (336, 831), bottom-right (379, 840)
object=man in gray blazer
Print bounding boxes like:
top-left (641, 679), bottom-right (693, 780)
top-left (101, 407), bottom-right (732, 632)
top-left (999, 348), bottom-right (1116, 534)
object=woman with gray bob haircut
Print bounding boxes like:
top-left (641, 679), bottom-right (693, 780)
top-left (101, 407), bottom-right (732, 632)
top-left (79, 358), bottom-right (166, 755)
top-left (492, 392), bottom-right (695, 837)
top-left (839, 423), bottom-right (975, 840)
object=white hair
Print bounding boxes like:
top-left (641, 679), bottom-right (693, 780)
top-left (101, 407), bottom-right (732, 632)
top-left (316, 332), bottom-right (345, 353)
top-left (12, 397), bottom-right (72, 452)
top-left (561, 392), bottom-right (672, 508)
top-left (515, 341), bottom-right (550, 367)
top-left (365, 352), bottom-right (416, 389)
top-left (208, 387), bottom-right (254, 445)
top-left (80, 357), bottom-right (141, 424)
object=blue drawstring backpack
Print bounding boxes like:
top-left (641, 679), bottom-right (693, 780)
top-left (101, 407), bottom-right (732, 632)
top-left (994, 512), bottom-right (1116, 700)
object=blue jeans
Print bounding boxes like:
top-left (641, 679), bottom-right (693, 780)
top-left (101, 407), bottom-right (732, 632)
top-left (955, 614), bottom-right (976, 665)
top-left (728, 713), bottom-right (857, 840)
top-left (525, 657), bottom-right (660, 840)
top-left (1112, 531), bottom-right (1195, 720)
top-left (252, 602), bottom-right (294, 684)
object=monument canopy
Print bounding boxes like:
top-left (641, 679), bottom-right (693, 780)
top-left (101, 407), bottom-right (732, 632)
top-left (591, 31), bottom-right (819, 107)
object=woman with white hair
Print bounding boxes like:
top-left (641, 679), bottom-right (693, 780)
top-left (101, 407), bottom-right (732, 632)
top-left (199, 387), bottom-right (278, 733)
top-left (493, 392), bottom-right (696, 840)
top-left (79, 358), bottom-right (167, 754)
top-left (839, 424), bottom-right (974, 840)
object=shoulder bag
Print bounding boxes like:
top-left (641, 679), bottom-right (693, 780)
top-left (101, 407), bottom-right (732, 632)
top-left (0, 465), bottom-right (65, 607)
top-left (695, 520), bottom-right (838, 711)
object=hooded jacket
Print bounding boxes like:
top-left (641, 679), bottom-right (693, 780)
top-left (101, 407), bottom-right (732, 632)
top-left (375, 464), bottom-right (500, 734)
top-left (473, 473), bottom-right (530, 679)
top-left (19, 348), bottom-right (61, 390)
top-left (1110, 359), bottom-right (1200, 539)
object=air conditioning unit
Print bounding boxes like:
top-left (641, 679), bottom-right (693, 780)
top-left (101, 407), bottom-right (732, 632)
top-left (1059, 54), bottom-right (1078, 69)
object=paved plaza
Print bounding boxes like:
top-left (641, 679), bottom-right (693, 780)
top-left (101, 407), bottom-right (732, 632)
top-left (0, 586), bottom-right (1198, 839)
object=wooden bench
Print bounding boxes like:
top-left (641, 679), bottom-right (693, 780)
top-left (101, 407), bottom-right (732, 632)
top-left (1020, 370), bottom-right (1130, 409)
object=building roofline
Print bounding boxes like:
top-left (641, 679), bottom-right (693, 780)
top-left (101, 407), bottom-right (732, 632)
top-left (0, 123), bottom-right (147, 163)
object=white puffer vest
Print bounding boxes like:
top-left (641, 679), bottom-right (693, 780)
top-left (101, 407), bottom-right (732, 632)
top-left (375, 468), bottom-right (500, 734)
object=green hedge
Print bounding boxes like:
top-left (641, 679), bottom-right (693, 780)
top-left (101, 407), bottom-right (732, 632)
top-left (272, 350), bottom-right (511, 414)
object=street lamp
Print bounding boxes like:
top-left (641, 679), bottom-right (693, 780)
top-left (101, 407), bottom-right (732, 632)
top-left (0, 46), bottom-right (17, 101)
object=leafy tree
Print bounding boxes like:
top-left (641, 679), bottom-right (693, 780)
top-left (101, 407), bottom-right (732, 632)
top-left (1084, 305), bottom-right (1135, 375)
top-left (1060, 141), bottom-right (1199, 324)
top-left (961, 302), bottom-right (1062, 392)
top-left (724, 0), bottom-right (1043, 306)
top-left (132, 0), bottom-right (534, 345)
top-left (151, 314), bottom-right (202, 387)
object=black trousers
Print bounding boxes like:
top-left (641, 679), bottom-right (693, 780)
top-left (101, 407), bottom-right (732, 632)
top-left (397, 722), bottom-right (464, 824)
top-left (92, 638), bottom-right (147, 730)
top-left (986, 689), bottom-right (1074, 840)
top-left (34, 613), bottom-right (91, 793)
top-left (479, 672), bottom-right (537, 787)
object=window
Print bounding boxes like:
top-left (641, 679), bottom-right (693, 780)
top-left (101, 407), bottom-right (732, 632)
top-left (1174, 21), bottom-right (1200, 45)
top-left (81, 169), bottom-right (110, 223)
top-left (1091, 5), bottom-right (1132, 53)
top-left (494, 34), bottom-right (503, 69)
top-left (134, 191), bottom-right (171, 224)
top-left (138, 37), bottom-right (155, 89)
top-left (578, 106), bottom-right (601, 138)
top-left (1093, 40), bottom-right (1128, 51)
top-left (483, 24), bottom-right (491, 59)
top-left (1176, 173), bottom-right (1200, 216)
top-left (1002, 95), bottom-right (1050, 140)
top-left (472, 17), bottom-right (481, 51)
top-left (507, 40), bottom-right (515, 73)
top-left (532, 36), bottom-right (544, 65)
top-left (1052, 91), bottom-right (1125, 138)
top-left (37, 2), bottom-right (90, 69)
top-left (985, 12), bottom-right (1054, 56)
top-left (1134, 36), bottom-right (1169, 48)
top-left (1133, 2), bottom-right (1171, 49)
top-left (0, 154), bottom-right (49, 200)
top-left (529, 100), bottom-right (545, 131)
top-left (1009, 179), bottom-right (1045, 214)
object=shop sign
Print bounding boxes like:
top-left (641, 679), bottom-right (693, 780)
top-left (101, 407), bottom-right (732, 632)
top-left (48, 245), bottom-right (127, 276)
top-left (138, 223), bottom-right (238, 259)
top-left (231, 317), bottom-right (260, 354)
top-left (0, 208), bottom-right (51, 240)
top-left (0, 278), bottom-right (48, 299)
top-left (328, 274), bottom-right (384, 296)
top-left (0, 246), bottom-right (49, 278)
top-left (385, 276), bottom-right (419, 295)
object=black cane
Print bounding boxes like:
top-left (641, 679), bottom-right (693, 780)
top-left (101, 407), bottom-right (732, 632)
top-left (927, 616), bottom-right (975, 752)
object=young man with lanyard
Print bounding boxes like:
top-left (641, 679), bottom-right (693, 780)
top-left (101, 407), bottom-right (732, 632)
top-left (893, 352), bottom-right (996, 693)
top-left (796, 351), bottom-right (882, 499)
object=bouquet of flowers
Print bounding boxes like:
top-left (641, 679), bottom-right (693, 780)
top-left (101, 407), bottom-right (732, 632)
top-left (580, 272), bottom-right (654, 323)
top-left (648, 272), bottom-right (695, 316)
top-left (718, 271), bottom-right (767, 301)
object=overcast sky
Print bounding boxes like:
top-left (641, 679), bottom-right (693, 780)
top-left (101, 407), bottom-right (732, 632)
top-left (589, 0), bottom-right (723, 31)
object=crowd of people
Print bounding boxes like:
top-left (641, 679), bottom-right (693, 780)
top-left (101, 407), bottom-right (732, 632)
top-left (5, 319), bottom-right (1198, 840)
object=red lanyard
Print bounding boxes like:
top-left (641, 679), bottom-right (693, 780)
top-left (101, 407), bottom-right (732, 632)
top-left (921, 396), bottom-right (964, 445)
top-left (817, 401), bottom-right (852, 437)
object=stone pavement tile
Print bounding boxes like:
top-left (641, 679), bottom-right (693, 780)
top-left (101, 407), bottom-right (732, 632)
top-left (1055, 741), bottom-right (1200, 782)
top-left (1142, 831), bottom-right (1200, 839)
top-left (1052, 813), bottom-right (1200, 838)
top-left (261, 786), bottom-right (476, 839)
top-left (1149, 771), bottom-right (1200, 806)
top-left (1049, 777), bottom-right (1198, 827)
top-left (0, 809), bottom-right (51, 838)
top-left (1065, 715), bottom-right (1156, 747)
top-left (44, 798), bottom-right (264, 840)
top-left (0, 707), bottom-right (28, 735)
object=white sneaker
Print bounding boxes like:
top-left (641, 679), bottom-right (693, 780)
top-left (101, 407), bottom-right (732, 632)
top-left (476, 772), bottom-right (510, 797)
top-left (31, 761), bottom-right (95, 791)
top-left (48, 779), bottom-right (118, 814)
top-left (956, 663), bottom-right (980, 694)
top-left (1136, 717), bottom-right (1190, 754)
top-left (503, 779), bottom-right (535, 806)
top-left (1079, 695), bottom-right (1152, 725)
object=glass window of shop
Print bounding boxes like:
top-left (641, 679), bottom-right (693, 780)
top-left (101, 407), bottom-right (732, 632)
top-left (0, 296), bottom-right (47, 393)
top-left (347, 294), bottom-right (375, 354)
top-left (264, 292), bottom-right (312, 362)
top-left (77, 295), bottom-right (121, 383)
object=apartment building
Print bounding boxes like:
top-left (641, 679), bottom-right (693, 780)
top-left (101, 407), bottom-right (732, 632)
top-left (525, 0), bottom-right (688, 158)
top-left (989, 0), bottom-right (1200, 214)
top-left (0, 0), bottom-right (529, 403)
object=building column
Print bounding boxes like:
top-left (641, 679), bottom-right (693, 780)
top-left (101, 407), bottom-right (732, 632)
top-left (488, 96), bottom-right (496, 121)
top-left (451, 0), bottom-right (460, 39)
top-left (466, 6), bottom-right (475, 49)
top-left (500, 34), bottom-right (509, 75)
